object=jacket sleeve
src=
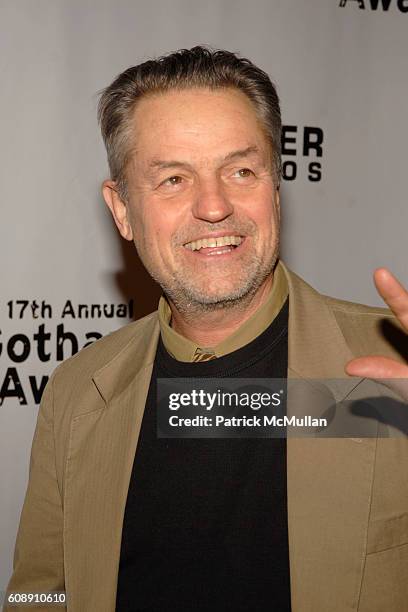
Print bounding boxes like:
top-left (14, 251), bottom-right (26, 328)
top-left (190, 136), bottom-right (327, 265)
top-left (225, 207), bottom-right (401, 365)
top-left (3, 372), bottom-right (66, 611)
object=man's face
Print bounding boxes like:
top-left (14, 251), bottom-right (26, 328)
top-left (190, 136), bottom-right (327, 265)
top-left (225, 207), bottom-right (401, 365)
top-left (105, 87), bottom-right (280, 311)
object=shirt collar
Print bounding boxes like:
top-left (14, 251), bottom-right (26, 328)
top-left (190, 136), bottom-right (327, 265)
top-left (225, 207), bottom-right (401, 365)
top-left (158, 259), bottom-right (288, 362)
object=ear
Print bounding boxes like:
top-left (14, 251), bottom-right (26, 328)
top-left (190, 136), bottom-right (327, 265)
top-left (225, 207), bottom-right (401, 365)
top-left (102, 180), bottom-right (133, 241)
top-left (275, 187), bottom-right (281, 226)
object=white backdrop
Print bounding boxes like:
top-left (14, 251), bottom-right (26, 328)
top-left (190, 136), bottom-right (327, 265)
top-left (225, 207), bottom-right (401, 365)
top-left (1, 0), bottom-right (407, 592)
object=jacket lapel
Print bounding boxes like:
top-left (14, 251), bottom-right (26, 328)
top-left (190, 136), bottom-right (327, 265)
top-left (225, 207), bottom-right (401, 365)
top-left (281, 262), bottom-right (376, 612)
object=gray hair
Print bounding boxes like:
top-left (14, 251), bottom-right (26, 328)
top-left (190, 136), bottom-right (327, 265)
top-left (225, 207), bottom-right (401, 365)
top-left (97, 46), bottom-right (282, 202)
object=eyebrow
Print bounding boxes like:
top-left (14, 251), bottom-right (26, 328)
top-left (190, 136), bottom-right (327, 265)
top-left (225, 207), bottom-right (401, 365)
top-left (147, 145), bottom-right (262, 172)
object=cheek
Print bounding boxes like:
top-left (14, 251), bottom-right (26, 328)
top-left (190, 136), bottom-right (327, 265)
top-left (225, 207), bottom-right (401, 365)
top-left (140, 223), bottom-right (175, 263)
top-left (133, 207), bottom-right (160, 248)
top-left (152, 207), bottom-right (187, 253)
top-left (250, 201), bottom-right (279, 238)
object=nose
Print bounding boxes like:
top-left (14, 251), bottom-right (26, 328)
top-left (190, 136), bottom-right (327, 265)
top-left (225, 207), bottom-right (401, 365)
top-left (191, 178), bottom-right (234, 223)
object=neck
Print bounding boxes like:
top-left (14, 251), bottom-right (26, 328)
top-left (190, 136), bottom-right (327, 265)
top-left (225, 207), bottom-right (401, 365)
top-left (167, 274), bottom-right (274, 347)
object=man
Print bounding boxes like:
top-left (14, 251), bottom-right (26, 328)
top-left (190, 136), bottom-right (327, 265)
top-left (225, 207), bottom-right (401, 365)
top-left (4, 47), bottom-right (408, 612)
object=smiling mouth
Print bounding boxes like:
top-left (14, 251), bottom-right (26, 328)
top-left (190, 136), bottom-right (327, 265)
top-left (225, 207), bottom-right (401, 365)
top-left (183, 235), bottom-right (244, 255)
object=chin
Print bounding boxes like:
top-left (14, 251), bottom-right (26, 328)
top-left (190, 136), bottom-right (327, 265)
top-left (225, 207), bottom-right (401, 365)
top-left (182, 282), bottom-right (254, 306)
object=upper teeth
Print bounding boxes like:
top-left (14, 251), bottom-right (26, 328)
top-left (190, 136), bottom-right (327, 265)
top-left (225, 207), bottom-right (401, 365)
top-left (184, 235), bottom-right (243, 251)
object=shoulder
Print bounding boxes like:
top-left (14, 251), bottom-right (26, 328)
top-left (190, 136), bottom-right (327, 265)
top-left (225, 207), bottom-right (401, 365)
top-left (322, 293), bottom-right (393, 318)
top-left (321, 292), bottom-right (395, 329)
top-left (52, 309), bottom-right (159, 384)
top-left (320, 293), bottom-right (403, 359)
top-left (284, 261), bottom-right (398, 339)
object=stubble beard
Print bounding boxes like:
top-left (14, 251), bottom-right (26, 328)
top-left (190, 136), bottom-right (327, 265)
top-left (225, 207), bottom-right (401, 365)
top-left (145, 238), bottom-right (280, 318)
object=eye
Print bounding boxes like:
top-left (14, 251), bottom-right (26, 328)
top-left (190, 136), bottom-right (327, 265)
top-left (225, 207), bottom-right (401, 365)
top-left (161, 175), bottom-right (183, 187)
top-left (233, 168), bottom-right (255, 179)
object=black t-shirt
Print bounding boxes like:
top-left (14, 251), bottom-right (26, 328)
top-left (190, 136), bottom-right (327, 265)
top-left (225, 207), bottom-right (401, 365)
top-left (116, 298), bottom-right (291, 611)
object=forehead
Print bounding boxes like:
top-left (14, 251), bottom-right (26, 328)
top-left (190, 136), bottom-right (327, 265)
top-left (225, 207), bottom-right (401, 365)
top-left (129, 87), bottom-right (269, 165)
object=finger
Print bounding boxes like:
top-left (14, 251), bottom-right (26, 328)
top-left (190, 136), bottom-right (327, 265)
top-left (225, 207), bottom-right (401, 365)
top-left (346, 356), bottom-right (408, 401)
top-left (345, 356), bottom-right (408, 378)
top-left (373, 268), bottom-right (408, 331)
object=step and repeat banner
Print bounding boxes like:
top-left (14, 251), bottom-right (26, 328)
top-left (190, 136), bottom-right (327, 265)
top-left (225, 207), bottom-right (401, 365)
top-left (1, 0), bottom-right (407, 589)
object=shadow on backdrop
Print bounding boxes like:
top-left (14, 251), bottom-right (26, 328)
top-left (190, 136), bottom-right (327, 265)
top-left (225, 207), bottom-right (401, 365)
top-left (113, 231), bottom-right (162, 321)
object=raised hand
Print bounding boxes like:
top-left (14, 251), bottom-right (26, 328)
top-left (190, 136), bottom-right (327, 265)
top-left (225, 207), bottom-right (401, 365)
top-left (345, 268), bottom-right (408, 401)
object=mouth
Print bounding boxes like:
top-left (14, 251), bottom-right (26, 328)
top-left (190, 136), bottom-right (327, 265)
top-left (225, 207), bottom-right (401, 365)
top-left (183, 234), bottom-right (246, 257)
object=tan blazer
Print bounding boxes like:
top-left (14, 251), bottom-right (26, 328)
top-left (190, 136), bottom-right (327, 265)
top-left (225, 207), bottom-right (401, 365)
top-left (4, 262), bottom-right (408, 612)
